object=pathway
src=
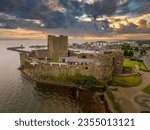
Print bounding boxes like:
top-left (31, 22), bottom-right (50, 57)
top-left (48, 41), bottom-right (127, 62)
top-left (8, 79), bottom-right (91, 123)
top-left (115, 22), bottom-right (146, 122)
top-left (111, 70), bottom-right (150, 113)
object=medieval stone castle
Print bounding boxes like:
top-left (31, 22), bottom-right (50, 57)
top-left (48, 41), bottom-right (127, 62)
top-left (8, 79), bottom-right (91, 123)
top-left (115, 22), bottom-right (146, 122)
top-left (20, 35), bottom-right (123, 82)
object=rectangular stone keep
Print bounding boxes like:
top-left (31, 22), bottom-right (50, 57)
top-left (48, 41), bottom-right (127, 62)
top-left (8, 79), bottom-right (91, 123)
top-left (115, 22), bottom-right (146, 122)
top-left (48, 35), bottom-right (68, 60)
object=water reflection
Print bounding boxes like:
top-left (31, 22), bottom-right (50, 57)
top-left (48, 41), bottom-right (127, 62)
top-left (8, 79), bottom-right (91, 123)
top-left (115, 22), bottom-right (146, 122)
top-left (0, 39), bottom-right (106, 113)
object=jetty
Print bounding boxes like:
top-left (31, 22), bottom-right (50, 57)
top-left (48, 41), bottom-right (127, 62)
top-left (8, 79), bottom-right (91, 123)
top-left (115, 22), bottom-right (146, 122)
top-left (7, 46), bottom-right (30, 53)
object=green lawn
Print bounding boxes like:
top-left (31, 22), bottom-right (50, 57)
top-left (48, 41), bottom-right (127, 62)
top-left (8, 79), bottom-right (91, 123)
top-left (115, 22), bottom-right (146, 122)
top-left (143, 85), bottom-right (150, 94)
top-left (112, 75), bottom-right (142, 87)
top-left (123, 59), bottom-right (147, 71)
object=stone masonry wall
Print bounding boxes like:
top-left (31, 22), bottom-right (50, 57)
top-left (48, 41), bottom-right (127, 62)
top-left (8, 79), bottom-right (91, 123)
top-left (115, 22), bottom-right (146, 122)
top-left (113, 52), bottom-right (124, 74)
top-left (31, 63), bottom-right (95, 79)
top-left (48, 35), bottom-right (68, 60)
top-left (22, 52), bottom-right (123, 82)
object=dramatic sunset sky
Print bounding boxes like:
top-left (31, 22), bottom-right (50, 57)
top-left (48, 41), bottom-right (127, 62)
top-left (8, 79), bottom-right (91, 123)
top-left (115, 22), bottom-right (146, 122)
top-left (0, 0), bottom-right (150, 40)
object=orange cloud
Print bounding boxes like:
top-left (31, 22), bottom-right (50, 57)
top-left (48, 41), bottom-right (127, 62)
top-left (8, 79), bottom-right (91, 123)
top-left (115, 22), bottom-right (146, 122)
top-left (0, 28), bottom-right (47, 39)
top-left (69, 33), bottom-right (150, 41)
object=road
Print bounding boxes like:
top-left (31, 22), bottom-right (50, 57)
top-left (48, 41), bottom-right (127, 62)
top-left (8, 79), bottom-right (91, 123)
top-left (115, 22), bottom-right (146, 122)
top-left (112, 70), bottom-right (150, 113)
top-left (109, 52), bottom-right (150, 113)
top-left (143, 51), bottom-right (150, 70)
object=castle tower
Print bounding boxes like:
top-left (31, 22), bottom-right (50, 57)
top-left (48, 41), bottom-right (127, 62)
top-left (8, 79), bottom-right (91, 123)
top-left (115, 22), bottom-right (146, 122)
top-left (48, 35), bottom-right (68, 60)
top-left (113, 52), bottom-right (123, 74)
top-left (93, 52), bottom-right (123, 82)
top-left (93, 54), bottom-right (114, 82)
top-left (20, 52), bottom-right (27, 67)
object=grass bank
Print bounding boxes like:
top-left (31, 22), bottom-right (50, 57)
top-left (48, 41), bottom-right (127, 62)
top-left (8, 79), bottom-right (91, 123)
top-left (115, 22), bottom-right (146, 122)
top-left (110, 75), bottom-right (142, 87)
top-left (106, 87), bottom-right (122, 113)
top-left (39, 72), bottom-right (106, 90)
top-left (123, 59), bottom-right (147, 70)
top-left (143, 85), bottom-right (150, 94)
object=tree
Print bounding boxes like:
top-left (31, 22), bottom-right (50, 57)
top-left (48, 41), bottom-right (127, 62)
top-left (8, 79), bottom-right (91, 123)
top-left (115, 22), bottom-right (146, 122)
top-left (135, 47), bottom-right (139, 52)
top-left (122, 43), bottom-right (131, 50)
top-left (140, 49), bottom-right (146, 55)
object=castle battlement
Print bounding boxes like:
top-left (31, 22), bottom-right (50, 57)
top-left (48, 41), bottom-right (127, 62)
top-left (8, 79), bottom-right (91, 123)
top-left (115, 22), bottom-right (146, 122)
top-left (20, 35), bottom-right (124, 82)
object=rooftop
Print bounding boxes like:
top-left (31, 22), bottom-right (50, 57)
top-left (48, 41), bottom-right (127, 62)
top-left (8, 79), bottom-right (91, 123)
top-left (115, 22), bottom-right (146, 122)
top-left (61, 57), bottom-right (93, 64)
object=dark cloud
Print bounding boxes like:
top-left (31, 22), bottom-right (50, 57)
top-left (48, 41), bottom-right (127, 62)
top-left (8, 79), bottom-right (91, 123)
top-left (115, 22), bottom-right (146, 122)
top-left (0, 13), bottom-right (42, 29)
top-left (59, 0), bottom-right (117, 20)
top-left (138, 19), bottom-right (148, 27)
top-left (117, 0), bottom-right (150, 15)
top-left (0, 0), bottom-right (26, 12)
top-left (59, 0), bottom-right (84, 17)
top-left (86, 0), bottom-right (117, 20)
top-left (137, 19), bottom-right (150, 33)
top-left (0, 0), bottom-right (149, 35)
top-left (76, 20), bottom-right (113, 34)
top-left (116, 19), bottom-right (150, 33)
top-left (116, 22), bottom-right (138, 33)
top-left (0, 0), bottom-right (118, 29)
top-left (0, 0), bottom-right (77, 28)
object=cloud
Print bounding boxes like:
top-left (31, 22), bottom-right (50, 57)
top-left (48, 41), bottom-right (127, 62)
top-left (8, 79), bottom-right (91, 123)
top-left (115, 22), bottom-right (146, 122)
top-left (116, 19), bottom-right (150, 33)
top-left (86, 0), bottom-right (117, 20)
top-left (0, 13), bottom-right (43, 29)
top-left (0, 0), bottom-right (77, 28)
top-left (137, 19), bottom-right (150, 33)
top-left (0, 0), bottom-right (149, 36)
top-left (138, 19), bottom-right (148, 28)
top-left (0, 0), bottom-right (119, 28)
top-left (117, 0), bottom-right (150, 16)
top-left (59, 0), bottom-right (117, 20)
top-left (116, 22), bottom-right (138, 33)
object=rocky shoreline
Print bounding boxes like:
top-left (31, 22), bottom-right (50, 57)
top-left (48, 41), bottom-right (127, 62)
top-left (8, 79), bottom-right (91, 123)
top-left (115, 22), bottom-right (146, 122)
top-left (20, 69), bottom-right (106, 92)
top-left (20, 69), bottom-right (111, 113)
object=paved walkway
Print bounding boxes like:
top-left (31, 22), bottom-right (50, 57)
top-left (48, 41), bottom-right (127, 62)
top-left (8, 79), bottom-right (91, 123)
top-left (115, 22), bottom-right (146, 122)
top-left (112, 70), bottom-right (150, 113)
top-left (143, 50), bottom-right (150, 70)
top-left (133, 92), bottom-right (150, 112)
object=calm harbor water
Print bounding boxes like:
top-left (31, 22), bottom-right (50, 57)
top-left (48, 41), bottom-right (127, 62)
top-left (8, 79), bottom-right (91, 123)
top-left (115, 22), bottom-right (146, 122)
top-left (0, 39), bottom-right (105, 113)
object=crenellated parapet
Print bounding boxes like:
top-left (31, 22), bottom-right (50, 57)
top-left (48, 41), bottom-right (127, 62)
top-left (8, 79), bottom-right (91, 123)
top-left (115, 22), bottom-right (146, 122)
top-left (20, 35), bottom-right (124, 83)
